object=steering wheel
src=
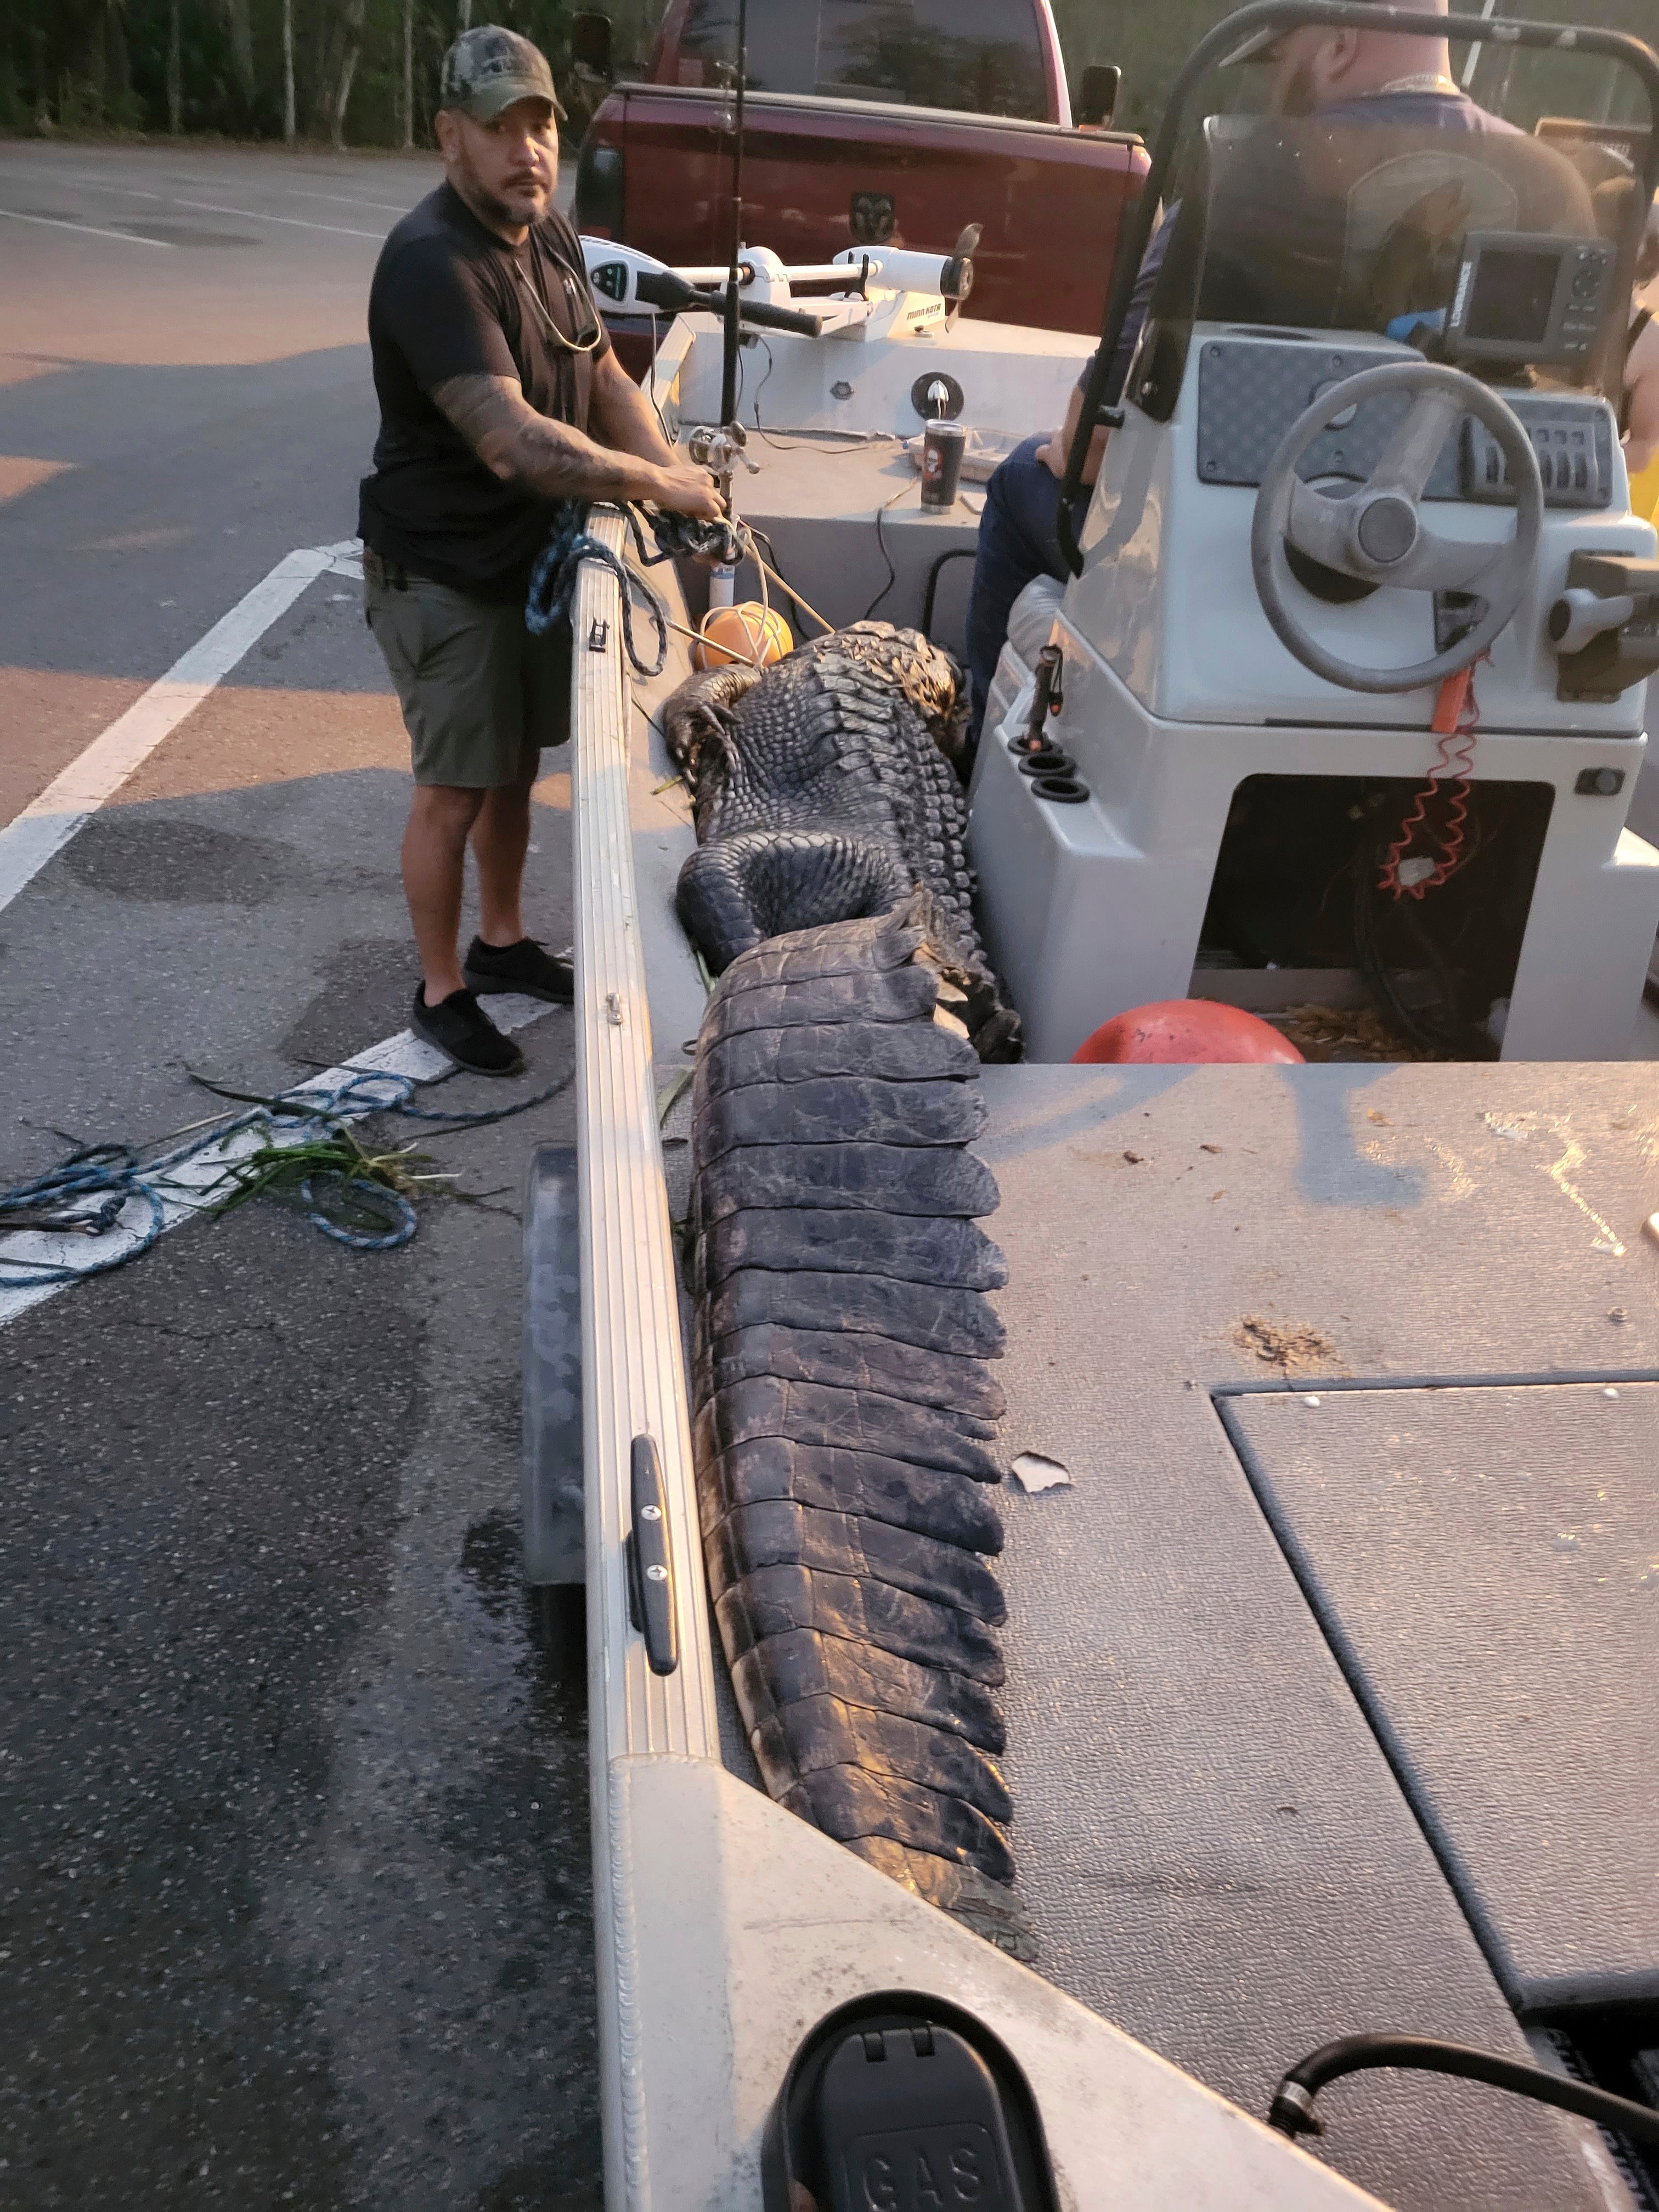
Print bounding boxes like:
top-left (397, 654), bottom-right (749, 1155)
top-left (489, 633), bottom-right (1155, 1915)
top-left (1250, 359), bottom-right (1545, 695)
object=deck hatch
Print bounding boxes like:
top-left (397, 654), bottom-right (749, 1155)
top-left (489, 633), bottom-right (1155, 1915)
top-left (1221, 1379), bottom-right (1659, 2015)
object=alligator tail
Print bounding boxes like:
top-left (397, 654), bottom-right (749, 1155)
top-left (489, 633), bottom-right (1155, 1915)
top-left (688, 895), bottom-right (1034, 1958)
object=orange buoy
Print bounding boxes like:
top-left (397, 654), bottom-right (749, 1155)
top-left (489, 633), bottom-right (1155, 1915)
top-left (694, 601), bottom-right (794, 670)
top-left (1073, 1000), bottom-right (1305, 1065)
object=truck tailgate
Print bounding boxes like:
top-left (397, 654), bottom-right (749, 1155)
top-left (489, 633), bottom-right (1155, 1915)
top-left (588, 84), bottom-right (1145, 336)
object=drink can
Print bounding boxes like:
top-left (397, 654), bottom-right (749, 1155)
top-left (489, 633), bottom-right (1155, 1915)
top-left (920, 421), bottom-right (967, 509)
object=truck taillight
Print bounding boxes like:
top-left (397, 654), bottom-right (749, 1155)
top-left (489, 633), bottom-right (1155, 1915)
top-left (576, 140), bottom-right (625, 239)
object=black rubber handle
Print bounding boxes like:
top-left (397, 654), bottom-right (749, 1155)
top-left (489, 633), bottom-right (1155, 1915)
top-left (1269, 2034), bottom-right (1659, 2151)
top-left (633, 266), bottom-right (826, 338)
top-left (715, 291), bottom-right (826, 337)
top-left (1025, 643), bottom-right (1063, 742)
top-left (625, 1434), bottom-right (679, 1677)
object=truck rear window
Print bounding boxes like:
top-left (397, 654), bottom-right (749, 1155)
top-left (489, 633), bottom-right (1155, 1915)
top-left (676, 0), bottom-right (1047, 122)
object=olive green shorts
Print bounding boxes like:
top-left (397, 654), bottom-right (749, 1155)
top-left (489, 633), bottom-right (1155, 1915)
top-left (364, 551), bottom-right (572, 788)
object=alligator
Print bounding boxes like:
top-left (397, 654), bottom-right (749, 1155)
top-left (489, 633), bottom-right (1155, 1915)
top-left (687, 895), bottom-right (1034, 1959)
top-left (662, 622), bottom-right (1021, 1061)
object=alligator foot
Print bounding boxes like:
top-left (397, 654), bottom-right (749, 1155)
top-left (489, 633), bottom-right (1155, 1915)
top-left (676, 828), bottom-right (913, 972)
top-left (664, 625), bottom-right (1021, 1059)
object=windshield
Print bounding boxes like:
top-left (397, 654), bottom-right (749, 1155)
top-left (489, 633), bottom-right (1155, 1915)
top-left (1187, 108), bottom-right (1600, 338)
top-left (1130, 20), bottom-right (1655, 395)
top-left (674, 0), bottom-right (1048, 121)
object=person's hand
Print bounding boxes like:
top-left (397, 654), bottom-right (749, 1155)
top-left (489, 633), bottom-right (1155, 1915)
top-left (1624, 314), bottom-right (1659, 479)
top-left (1039, 423), bottom-right (1110, 488)
top-left (1637, 206), bottom-right (1658, 292)
top-left (650, 461), bottom-right (726, 523)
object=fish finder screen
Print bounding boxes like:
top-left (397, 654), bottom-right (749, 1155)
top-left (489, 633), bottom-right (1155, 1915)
top-left (1464, 246), bottom-right (1559, 346)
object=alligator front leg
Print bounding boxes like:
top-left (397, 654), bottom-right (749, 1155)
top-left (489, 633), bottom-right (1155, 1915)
top-left (675, 828), bottom-right (912, 973)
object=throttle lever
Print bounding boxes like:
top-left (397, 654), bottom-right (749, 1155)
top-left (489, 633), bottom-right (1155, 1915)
top-left (1025, 644), bottom-right (1064, 743)
top-left (1548, 586), bottom-right (1635, 656)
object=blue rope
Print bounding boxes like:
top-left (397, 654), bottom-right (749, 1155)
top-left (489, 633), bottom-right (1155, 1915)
top-left (0, 1064), bottom-right (570, 1288)
top-left (0, 1145), bottom-right (170, 1285)
top-left (524, 501), bottom-right (752, 679)
top-left (525, 501), bottom-right (670, 677)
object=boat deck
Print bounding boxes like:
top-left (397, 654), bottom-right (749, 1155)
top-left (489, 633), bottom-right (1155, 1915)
top-left (979, 1060), bottom-right (1658, 2211)
top-left (619, 539), bottom-right (1658, 2210)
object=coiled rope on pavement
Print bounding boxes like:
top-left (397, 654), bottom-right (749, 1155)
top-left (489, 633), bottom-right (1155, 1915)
top-left (0, 1064), bottom-right (570, 1288)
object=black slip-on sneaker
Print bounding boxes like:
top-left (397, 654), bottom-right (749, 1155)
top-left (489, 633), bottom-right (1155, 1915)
top-left (410, 985), bottom-right (526, 1076)
top-left (463, 935), bottom-right (575, 1006)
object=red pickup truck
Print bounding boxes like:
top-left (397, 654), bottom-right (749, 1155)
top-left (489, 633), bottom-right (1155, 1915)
top-left (572, 0), bottom-right (1147, 337)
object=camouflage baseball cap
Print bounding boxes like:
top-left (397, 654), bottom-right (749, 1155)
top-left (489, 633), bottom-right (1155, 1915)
top-left (439, 26), bottom-right (567, 122)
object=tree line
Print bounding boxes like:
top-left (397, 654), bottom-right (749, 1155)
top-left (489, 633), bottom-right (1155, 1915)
top-left (2, 0), bottom-right (1653, 154)
top-left (0, 0), bottom-right (652, 149)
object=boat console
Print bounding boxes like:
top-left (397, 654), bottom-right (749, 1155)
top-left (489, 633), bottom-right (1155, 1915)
top-left (970, 105), bottom-right (1659, 1062)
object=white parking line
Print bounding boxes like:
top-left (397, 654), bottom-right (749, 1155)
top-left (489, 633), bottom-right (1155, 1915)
top-left (0, 206), bottom-right (174, 248)
top-left (0, 994), bottom-right (558, 1329)
top-left (58, 177), bottom-right (385, 239)
top-left (285, 188), bottom-right (414, 213)
top-left (92, 185), bottom-right (188, 202)
top-left (0, 546), bottom-right (335, 915)
top-left (168, 194), bottom-right (385, 239)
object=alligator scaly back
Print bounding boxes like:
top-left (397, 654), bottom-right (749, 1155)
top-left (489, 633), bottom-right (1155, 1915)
top-left (664, 624), bottom-right (1019, 1062)
top-left (687, 897), bottom-right (1034, 1959)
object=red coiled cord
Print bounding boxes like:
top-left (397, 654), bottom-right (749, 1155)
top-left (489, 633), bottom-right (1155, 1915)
top-left (1378, 662), bottom-right (1481, 900)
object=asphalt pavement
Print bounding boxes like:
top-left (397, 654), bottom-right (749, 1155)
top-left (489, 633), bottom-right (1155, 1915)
top-left (1, 140), bottom-right (601, 2209)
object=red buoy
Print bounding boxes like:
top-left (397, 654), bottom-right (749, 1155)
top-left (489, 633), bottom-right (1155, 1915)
top-left (1072, 1000), bottom-right (1305, 1065)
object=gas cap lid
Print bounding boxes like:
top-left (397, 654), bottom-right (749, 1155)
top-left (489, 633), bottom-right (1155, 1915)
top-left (817, 2023), bottom-right (1022, 2211)
top-left (763, 1997), bottom-right (1058, 2212)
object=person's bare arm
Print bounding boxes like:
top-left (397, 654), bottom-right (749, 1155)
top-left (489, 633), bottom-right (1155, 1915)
top-left (1038, 382), bottom-right (1110, 487)
top-left (431, 372), bottom-right (723, 518)
top-left (1624, 314), bottom-right (1659, 478)
top-left (588, 345), bottom-right (679, 470)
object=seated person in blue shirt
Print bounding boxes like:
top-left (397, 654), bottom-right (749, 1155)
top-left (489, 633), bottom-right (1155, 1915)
top-left (963, 0), bottom-right (1528, 752)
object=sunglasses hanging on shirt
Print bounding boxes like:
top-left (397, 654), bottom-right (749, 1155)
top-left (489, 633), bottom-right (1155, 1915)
top-left (515, 239), bottom-right (606, 353)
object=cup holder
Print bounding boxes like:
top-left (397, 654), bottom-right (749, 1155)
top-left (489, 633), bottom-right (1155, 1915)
top-left (1032, 774), bottom-right (1089, 804)
top-left (1008, 732), bottom-right (1051, 757)
top-left (1018, 747), bottom-right (1073, 778)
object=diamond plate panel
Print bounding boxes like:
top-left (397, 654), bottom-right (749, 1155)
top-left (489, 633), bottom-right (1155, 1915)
top-left (1197, 339), bottom-right (1456, 493)
top-left (1195, 338), bottom-right (1613, 509)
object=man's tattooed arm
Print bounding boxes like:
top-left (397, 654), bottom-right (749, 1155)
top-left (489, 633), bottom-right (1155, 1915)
top-left (431, 374), bottom-right (722, 518)
top-left (588, 344), bottom-right (678, 470)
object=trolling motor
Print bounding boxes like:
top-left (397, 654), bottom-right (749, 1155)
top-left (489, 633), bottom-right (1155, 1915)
top-left (764, 1996), bottom-right (1059, 2212)
top-left (581, 236), bottom-right (828, 337)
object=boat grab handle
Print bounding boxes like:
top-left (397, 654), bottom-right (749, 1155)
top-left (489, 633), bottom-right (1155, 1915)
top-left (625, 1434), bottom-right (681, 1677)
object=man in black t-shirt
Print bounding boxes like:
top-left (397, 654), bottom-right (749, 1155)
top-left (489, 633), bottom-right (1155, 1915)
top-left (360, 25), bottom-right (721, 1075)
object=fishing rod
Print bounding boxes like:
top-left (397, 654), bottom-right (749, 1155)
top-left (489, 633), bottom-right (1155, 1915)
top-left (719, 0), bottom-right (749, 430)
top-left (701, 0), bottom-right (752, 611)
